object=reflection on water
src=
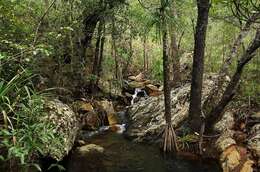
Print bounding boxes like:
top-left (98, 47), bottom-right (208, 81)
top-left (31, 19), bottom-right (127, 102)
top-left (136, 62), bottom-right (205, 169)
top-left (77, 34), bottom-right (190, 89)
top-left (66, 132), bottom-right (221, 172)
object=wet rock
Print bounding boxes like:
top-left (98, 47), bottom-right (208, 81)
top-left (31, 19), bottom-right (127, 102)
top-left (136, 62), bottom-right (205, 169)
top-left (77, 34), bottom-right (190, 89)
top-left (240, 160), bottom-right (254, 172)
top-left (215, 123), bottom-right (254, 172)
top-left (214, 111), bottom-right (235, 133)
top-left (220, 145), bottom-right (241, 171)
top-left (145, 84), bottom-right (163, 97)
top-left (43, 99), bottom-right (79, 161)
top-left (79, 102), bottom-right (94, 112)
top-left (128, 73), bottom-right (145, 82)
top-left (77, 144), bottom-right (104, 156)
top-left (72, 101), bottom-right (94, 114)
top-left (248, 124), bottom-right (260, 165)
top-left (77, 140), bottom-right (86, 146)
top-left (97, 100), bottom-right (115, 115)
top-left (128, 81), bottom-right (146, 89)
top-left (234, 131), bottom-right (247, 143)
top-left (107, 113), bottom-right (118, 125)
top-left (82, 111), bottom-right (100, 130)
top-left (125, 76), bottom-right (216, 142)
top-left (96, 100), bottom-right (118, 125)
top-left (216, 130), bottom-right (236, 152)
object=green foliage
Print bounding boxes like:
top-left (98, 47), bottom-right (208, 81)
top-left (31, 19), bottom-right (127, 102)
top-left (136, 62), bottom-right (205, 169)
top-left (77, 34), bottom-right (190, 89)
top-left (0, 70), bottom-right (62, 171)
top-left (151, 59), bottom-right (163, 81)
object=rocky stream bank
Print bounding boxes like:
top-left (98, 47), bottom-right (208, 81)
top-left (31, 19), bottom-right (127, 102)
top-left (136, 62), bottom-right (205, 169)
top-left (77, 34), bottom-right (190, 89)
top-left (37, 73), bottom-right (259, 172)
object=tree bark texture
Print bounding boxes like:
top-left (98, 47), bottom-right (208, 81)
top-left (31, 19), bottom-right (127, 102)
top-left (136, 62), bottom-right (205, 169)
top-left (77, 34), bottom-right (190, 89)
top-left (189, 0), bottom-right (210, 131)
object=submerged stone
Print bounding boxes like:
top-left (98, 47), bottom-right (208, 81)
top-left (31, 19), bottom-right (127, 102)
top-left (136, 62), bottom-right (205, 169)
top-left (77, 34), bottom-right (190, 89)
top-left (77, 144), bottom-right (104, 156)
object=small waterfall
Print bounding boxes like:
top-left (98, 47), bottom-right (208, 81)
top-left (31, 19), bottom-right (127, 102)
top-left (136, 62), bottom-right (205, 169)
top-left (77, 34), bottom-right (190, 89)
top-left (131, 88), bottom-right (148, 105)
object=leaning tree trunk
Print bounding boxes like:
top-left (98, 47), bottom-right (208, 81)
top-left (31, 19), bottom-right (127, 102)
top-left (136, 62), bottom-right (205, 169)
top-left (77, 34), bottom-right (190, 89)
top-left (203, 12), bottom-right (260, 115)
top-left (206, 29), bottom-right (260, 128)
top-left (188, 0), bottom-right (210, 132)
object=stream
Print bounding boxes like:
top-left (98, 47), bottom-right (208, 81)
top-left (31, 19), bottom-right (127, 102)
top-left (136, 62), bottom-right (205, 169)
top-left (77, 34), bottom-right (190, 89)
top-left (65, 130), bottom-right (221, 172)
top-left (63, 89), bottom-right (221, 172)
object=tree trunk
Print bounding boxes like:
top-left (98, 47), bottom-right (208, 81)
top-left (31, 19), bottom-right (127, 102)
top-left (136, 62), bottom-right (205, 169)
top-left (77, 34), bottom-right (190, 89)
top-left (169, 2), bottom-right (181, 86)
top-left (90, 21), bottom-right (103, 93)
top-left (82, 14), bottom-right (99, 50)
top-left (143, 36), bottom-right (147, 71)
top-left (170, 32), bottom-right (181, 87)
top-left (203, 12), bottom-right (260, 115)
top-left (123, 34), bottom-right (133, 78)
top-left (92, 21), bottom-right (103, 76)
top-left (112, 16), bottom-right (119, 79)
top-left (80, 0), bottom-right (124, 57)
top-left (97, 23), bottom-right (106, 78)
top-left (163, 29), bottom-right (171, 125)
top-left (206, 29), bottom-right (260, 128)
top-left (161, 0), bottom-right (178, 152)
top-left (189, 0), bottom-right (210, 132)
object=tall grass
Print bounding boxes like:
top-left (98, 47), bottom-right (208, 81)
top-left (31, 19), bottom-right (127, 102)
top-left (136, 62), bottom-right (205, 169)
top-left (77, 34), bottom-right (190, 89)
top-left (0, 69), bottom-right (61, 171)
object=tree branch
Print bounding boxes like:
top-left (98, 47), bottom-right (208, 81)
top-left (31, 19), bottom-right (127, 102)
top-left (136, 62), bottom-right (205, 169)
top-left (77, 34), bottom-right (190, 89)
top-left (33, 0), bottom-right (56, 46)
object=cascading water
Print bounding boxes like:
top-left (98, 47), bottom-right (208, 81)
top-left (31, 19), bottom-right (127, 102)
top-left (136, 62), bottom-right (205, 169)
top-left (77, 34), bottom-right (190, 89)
top-left (131, 88), bottom-right (148, 105)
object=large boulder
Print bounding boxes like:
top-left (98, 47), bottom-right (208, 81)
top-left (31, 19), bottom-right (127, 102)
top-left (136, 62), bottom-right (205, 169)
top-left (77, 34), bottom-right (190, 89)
top-left (96, 100), bottom-right (119, 125)
top-left (214, 111), bottom-right (235, 133)
top-left (42, 99), bottom-right (80, 161)
top-left (214, 110), bottom-right (255, 172)
top-left (125, 76), bottom-right (216, 142)
top-left (248, 123), bottom-right (260, 166)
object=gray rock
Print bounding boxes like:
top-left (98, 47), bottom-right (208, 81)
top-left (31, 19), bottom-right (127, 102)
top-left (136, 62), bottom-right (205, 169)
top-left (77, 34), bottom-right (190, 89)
top-left (125, 76), bottom-right (216, 142)
top-left (43, 99), bottom-right (80, 161)
top-left (248, 124), bottom-right (260, 160)
top-left (215, 130), bottom-right (236, 152)
top-left (214, 111), bottom-right (235, 133)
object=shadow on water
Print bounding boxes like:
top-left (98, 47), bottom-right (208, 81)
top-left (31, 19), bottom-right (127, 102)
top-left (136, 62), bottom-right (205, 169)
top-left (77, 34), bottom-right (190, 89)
top-left (65, 132), bottom-right (221, 172)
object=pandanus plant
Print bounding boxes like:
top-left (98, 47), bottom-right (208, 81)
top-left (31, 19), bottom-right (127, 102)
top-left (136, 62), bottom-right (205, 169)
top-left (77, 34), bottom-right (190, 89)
top-left (160, 0), bottom-right (178, 152)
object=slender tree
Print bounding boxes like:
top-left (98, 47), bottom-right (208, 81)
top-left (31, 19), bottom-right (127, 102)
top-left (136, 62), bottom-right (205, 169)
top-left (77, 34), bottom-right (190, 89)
top-left (143, 35), bottom-right (148, 71)
top-left (97, 23), bottom-right (106, 78)
top-left (161, 0), bottom-right (178, 153)
top-left (169, 2), bottom-right (181, 86)
top-left (206, 28), bottom-right (260, 128)
top-left (112, 15), bottom-right (119, 79)
top-left (188, 0), bottom-right (210, 132)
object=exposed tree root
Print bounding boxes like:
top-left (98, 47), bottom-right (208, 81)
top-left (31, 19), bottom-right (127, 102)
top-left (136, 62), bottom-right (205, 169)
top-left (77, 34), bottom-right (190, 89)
top-left (162, 123), bottom-right (179, 152)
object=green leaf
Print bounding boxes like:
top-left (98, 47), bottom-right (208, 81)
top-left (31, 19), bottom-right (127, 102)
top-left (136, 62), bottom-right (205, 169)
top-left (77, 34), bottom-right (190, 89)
top-left (48, 164), bottom-right (66, 171)
top-left (31, 163), bottom-right (42, 172)
top-left (0, 155), bottom-right (5, 161)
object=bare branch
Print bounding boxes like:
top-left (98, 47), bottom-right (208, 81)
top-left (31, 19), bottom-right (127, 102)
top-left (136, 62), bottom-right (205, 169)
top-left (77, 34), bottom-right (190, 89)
top-left (33, 0), bottom-right (56, 46)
